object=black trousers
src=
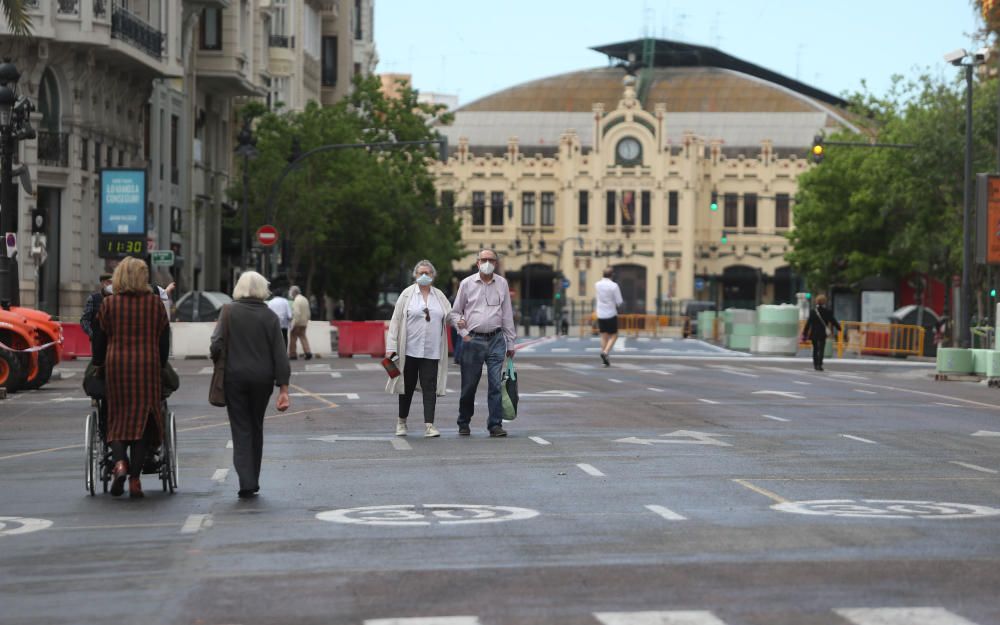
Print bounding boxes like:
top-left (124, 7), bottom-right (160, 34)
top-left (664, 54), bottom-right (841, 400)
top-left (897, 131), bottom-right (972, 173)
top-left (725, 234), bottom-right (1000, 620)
top-left (399, 356), bottom-right (439, 423)
top-left (225, 378), bottom-right (274, 492)
top-left (110, 411), bottom-right (156, 478)
top-left (812, 338), bottom-right (827, 369)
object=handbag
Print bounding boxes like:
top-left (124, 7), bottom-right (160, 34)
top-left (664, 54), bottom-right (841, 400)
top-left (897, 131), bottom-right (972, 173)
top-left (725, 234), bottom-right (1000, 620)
top-left (500, 357), bottom-right (518, 421)
top-left (208, 304), bottom-right (230, 407)
top-left (82, 362), bottom-right (105, 399)
top-left (161, 361), bottom-right (180, 396)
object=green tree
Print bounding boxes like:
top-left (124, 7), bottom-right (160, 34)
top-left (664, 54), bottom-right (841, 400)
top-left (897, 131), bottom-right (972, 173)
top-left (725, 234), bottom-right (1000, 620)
top-left (233, 75), bottom-right (461, 318)
top-left (1, 0), bottom-right (33, 37)
top-left (787, 71), bottom-right (997, 305)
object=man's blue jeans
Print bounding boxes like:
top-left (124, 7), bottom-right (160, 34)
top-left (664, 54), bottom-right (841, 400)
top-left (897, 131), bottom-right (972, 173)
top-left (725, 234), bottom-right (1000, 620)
top-left (458, 332), bottom-right (506, 430)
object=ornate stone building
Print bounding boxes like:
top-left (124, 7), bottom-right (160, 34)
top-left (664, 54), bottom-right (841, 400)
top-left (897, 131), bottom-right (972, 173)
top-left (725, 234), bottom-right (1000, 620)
top-left (434, 39), bottom-right (857, 320)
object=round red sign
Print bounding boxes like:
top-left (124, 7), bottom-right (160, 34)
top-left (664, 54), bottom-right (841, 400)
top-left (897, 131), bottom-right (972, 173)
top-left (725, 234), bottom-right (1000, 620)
top-left (257, 225), bottom-right (278, 247)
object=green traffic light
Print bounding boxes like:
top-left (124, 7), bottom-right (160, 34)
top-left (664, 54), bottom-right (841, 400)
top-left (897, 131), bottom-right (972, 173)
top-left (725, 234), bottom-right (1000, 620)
top-left (992, 288), bottom-right (997, 298)
top-left (805, 293), bottom-right (812, 299)
top-left (710, 191), bottom-right (718, 211)
top-left (720, 234), bottom-right (728, 244)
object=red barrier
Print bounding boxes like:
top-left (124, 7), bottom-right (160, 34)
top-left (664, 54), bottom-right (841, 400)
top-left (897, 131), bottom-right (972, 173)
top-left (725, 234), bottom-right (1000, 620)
top-left (331, 321), bottom-right (386, 358)
top-left (861, 330), bottom-right (890, 356)
top-left (60, 322), bottom-right (91, 359)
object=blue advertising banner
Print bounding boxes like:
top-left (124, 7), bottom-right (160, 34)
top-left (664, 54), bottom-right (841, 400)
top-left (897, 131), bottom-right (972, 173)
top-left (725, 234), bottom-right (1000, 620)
top-left (100, 169), bottom-right (146, 235)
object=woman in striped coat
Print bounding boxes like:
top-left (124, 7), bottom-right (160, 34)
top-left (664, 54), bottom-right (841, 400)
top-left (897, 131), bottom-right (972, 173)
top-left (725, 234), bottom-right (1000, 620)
top-left (92, 257), bottom-right (170, 498)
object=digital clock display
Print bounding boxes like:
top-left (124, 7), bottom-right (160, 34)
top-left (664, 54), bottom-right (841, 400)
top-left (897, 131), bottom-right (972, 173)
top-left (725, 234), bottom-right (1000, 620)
top-left (98, 236), bottom-right (146, 259)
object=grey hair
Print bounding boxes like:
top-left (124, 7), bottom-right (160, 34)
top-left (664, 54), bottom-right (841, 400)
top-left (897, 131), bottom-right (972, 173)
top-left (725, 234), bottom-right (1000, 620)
top-left (412, 259), bottom-right (437, 278)
top-left (289, 285), bottom-right (301, 297)
top-left (233, 271), bottom-right (271, 300)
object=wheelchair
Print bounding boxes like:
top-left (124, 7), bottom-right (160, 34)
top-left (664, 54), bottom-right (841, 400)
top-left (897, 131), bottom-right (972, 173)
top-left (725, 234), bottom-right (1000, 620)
top-left (85, 397), bottom-right (177, 496)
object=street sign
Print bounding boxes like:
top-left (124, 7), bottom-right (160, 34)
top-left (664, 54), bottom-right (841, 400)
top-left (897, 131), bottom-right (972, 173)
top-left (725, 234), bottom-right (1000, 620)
top-left (151, 250), bottom-right (174, 267)
top-left (561, 278), bottom-right (570, 289)
top-left (257, 224), bottom-right (278, 247)
top-left (694, 277), bottom-right (705, 291)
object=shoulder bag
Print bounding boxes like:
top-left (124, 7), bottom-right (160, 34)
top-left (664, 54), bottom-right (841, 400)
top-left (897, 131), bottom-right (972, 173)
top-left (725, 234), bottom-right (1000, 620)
top-left (208, 304), bottom-right (230, 407)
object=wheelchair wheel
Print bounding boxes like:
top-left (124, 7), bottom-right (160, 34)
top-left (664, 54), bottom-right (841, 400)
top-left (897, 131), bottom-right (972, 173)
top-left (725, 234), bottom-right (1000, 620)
top-left (161, 409), bottom-right (177, 494)
top-left (84, 411), bottom-right (98, 496)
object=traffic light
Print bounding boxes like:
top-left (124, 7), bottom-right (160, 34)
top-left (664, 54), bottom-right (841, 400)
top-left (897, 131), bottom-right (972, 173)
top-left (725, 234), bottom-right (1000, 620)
top-left (811, 135), bottom-right (825, 164)
top-left (991, 288), bottom-right (997, 298)
top-left (805, 292), bottom-right (812, 300)
top-left (720, 231), bottom-right (728, 244)
top-left (710, 191), bottom-right (718, 211)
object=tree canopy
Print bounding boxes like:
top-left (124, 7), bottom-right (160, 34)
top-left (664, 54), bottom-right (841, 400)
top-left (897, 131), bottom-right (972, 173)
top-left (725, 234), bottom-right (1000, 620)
top-left (233, 75), bottom-right (462, 318)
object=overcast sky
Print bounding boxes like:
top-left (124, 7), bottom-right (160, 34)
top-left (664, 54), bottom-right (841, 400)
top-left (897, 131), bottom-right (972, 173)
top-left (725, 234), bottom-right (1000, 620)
top-left (374, 0), bottom-right (984, 107)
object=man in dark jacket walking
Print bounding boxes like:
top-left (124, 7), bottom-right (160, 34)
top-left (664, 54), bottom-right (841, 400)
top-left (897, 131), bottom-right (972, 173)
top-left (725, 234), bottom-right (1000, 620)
top-left (80, 273), bottom-right (113, 339)
top-left (802, 294), bottom-right (841, 371)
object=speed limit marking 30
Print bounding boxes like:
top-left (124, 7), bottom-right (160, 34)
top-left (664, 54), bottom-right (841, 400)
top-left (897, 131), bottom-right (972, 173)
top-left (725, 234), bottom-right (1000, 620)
top-left (316, 504), bottom-right (539, 526)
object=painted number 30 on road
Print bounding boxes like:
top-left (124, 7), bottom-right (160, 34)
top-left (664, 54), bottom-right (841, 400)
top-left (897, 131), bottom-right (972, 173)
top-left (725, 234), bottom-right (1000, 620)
top-left (316, 504), bottom-right (539, 526)
top-left (773, 499), bottom-right (1000, 520)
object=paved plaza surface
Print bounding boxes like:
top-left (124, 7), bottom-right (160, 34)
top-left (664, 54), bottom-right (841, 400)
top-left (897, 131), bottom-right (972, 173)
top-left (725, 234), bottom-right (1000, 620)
top-left (1, 337), bottom-right (999, 625)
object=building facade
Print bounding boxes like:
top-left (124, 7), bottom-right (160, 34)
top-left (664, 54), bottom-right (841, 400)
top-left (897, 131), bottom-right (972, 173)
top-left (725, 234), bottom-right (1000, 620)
top-left (434, 39), bottom-right (856, 322)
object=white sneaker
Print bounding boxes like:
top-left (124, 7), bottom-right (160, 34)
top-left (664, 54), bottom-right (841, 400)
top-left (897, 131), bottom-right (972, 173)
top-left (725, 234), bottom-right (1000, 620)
top-left (424, 423), bottom-right (441, 438)
top-left (395, 419), bottom-right (408, 436)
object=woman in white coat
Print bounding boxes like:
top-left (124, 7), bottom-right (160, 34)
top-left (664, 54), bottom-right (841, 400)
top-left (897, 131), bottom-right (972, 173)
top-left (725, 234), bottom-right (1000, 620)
top-left (386, 260), bottom-right (452, 437)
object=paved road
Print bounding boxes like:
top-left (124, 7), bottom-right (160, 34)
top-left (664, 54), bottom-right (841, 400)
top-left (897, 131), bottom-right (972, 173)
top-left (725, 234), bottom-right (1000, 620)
top-left (1, 350), bottom-right (998, 625)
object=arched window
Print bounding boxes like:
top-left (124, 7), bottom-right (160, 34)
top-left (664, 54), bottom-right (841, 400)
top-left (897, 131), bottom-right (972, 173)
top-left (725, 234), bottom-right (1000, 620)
top-left (38, 69), bottom-right (60, 133)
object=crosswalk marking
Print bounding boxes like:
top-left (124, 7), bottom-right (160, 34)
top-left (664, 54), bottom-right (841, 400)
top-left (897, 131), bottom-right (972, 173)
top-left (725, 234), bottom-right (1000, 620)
top-left (835, 607), bottom-right (979, 625)
top-left (644, 504), bottom-right (687, 521)
top-left (529, 436), bottom-right (551, 446)
top-left (761, 414), bottom-right (789, 422)
top-left (364, 618), bottom-right (481, 625)
top-left (594, 611), bottom-right (727, 624)
top-left (577, 463), bottom-right (606, 477)
top-left (840, 434), bottom-right (877, 444)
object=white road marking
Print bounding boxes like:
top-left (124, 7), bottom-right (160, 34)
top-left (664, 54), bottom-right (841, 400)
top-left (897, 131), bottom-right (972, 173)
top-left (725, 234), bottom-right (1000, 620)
top-left (840, 434), bottom-right (877, 444)
top-left (752, 390), bottom-right (805, 400)
top-left (520, 390), bottom-right (585, 398)
top-left (793, 380), bottom-right (811, 385)
top-left (640, 369), bottom-right (673, 376)
top-left (365, 617), bottom-right (482, 625)
top-left (198, 366), bottom-right (214, 375)
top-left (616, 430), bottom-right (732, 447)
top-left (0, 517), bottom-right (53, 536)
top-left (697, 398), bottom-right (719, 405)
top-left (835, 607), bottom-right (979, 625)
top-left (51, 397), bottom-right (90, 403)
top-left (211, 468), bottom-right (229, 482)
top-left (949, 461), bottom-right (998, 474)
top-left (512, 363), bottom-right (543, 370)
top-left (594, 611), bottom-right (727, 625)
top-left (289, 392), bottom-right (360, 399)
top-left (577, 463), bottom-right (606, 477)
top-left (180, 514), bottom-right (212, 534)
top-left (529, 436), bottom-right (551, 446)
top-left (551, 348), bottom-right (570, 352)
top-left (390, 439), bottom-right (412, 451)
top-left (647, 387), bottom-right (665, 393)
top-left (612, 338), bottom-right (629, 352)
top-left (226, 440), bottom-right (233, 449)
top-left (935, 402), bottom-right (961, 408)
top-left (854, 389), bottom-right (877, 395)
top-left (717, 368), bottom-right (758, 378)
top-left (355, 363), bottom-right (383, 371)
top-left (321, 505), bottom-right (539, 527)
top-left (305, 363), bottom-right (331, 371)
top-left (761, 414), bottom-right (789, 422)
top-left (644, 505), bottom-right (687, 521)
top-left (608, 378), bottom-right (623, 383)
top-left (830, 373), bottom-right (867, 380)
top-left (972, 430), bottom-right (1000, 437)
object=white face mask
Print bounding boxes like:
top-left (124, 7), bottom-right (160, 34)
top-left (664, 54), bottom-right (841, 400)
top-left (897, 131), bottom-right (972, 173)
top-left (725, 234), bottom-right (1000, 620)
top-left (415, 274), bottom-right (433, 287)
top-left (479, 261), bottom-right (495, 275)
top-left (103, 284), bottom-right (113, 294)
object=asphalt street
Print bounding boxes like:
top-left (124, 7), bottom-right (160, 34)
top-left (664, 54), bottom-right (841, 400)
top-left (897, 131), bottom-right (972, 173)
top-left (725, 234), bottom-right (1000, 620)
top-left (1, 336), bottom-right (999, 625)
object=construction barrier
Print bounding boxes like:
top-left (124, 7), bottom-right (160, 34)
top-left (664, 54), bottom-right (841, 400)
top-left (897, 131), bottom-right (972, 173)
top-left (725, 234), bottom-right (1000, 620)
top-left (59, 322), bottom-right (90, 359)
top-left (579, 313), bottom-right (685, 337)
top-left (936, 348), bottom-right (973, 375)
top-left (835, 322), bottom-right (925, 359)
top-left (331, 320), bottom-right (387, 358)
top-left (752, 304), bottom-right (799, 355)
top-left (171, 320), bottom-right (334, 358)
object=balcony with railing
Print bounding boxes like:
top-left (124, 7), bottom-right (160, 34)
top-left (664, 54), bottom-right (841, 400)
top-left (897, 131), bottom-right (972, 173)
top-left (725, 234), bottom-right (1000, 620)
top-left (57, 0), bottom-right (78, 14)
top-left (37, 131), bottom-right (70, 168)
top-left (111, 2), bottom-right (163, 59)
top-left (94, 0), bottom-right (108, 19)
top-left (269, 34), bottom-right (292, 48)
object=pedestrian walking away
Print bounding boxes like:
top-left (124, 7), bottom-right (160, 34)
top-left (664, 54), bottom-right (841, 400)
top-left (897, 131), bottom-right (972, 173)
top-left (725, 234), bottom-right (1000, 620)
top-left (385, 260), bottom-right (452, 438)
top-left (594, 267), bottom-right (624, 366)
top-left (91, 257), bottom-right (170, 499)
top-left (211, 271), bottom-right (291, 499)
top-left (802, 293), bottom-right (841, 371)
top-left (450, 249), bottom-right (517, 437)
top-left (266, 289), bottom-right (293, 346)
top-left (288, 285), bottom-right (312, 360)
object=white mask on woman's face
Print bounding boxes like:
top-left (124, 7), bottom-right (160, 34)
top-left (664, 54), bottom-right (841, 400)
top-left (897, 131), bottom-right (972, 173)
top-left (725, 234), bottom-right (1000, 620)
top-left (479, 261), bottom-right (495, 275)
top-left (415, 274), bottom-right (433, 287)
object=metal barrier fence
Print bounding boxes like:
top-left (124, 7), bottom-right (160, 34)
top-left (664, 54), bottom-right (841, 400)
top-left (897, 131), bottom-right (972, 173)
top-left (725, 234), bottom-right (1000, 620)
top-left (579, 313), bottom-right (688, 337)
top-left (796, 321), bottom-right (925, 358)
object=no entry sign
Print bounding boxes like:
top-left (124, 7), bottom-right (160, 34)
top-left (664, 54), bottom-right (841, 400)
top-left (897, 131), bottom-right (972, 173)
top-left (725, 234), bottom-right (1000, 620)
top-left (257, 225), bottom-right (278, 247)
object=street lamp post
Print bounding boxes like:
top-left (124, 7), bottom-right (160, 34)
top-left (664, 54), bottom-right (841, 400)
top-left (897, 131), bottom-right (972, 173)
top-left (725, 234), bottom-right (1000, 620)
top-left (946, 48), bottom-right (985, 348)
top-left (235, 118), bottom-right (258, 274)
top-left (0, 60), bottom-right (34, 309)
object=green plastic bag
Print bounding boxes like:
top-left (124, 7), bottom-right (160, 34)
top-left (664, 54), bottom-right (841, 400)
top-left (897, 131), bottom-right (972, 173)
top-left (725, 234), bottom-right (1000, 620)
top-left (501, 357), bottom-right (518, 420)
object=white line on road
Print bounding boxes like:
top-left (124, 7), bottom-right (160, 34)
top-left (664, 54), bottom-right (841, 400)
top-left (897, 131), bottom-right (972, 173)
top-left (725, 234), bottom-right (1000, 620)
top-left (835, 607), bottom-right (979, 625)
top-left (365, 618), bottom-right (482, 625)
top-left (390, 439), bottom-right (412, 451)
top-left (594, 611), bottom-right (726, 625)
top-left (854, 389), bottom-right (877, 395)
top-left (840, 434), bottom-right (878, 444)
top-left (180, 514), bottom-right (212, 534)
top-left (289, 392), bottom-right (359, 399)
top-left (949, 461), bottom-right (999, 474)
top-left (793, 380), bottom-right (811, 385)
top-left (761, 414), bottom-right (789, 422)
top-left (647, 387), bottom-right (665, 393)
top-left (211, 468), bottom-right (229, 482)
top-left (644, 504), bottom-right (687, 521)
top-left (225, 440), bottom-right (233, 449)
top-left (830, 373), bottom-right (868, 380)
top-left (551, 348), bottom-right (569, 352)
top-left (577, 463), bottom-right (606, 477)
top-left (640, 369), bottom-right (673, 376)
top-left (935, 402), bottom-right (962, 408)
top-left (529, 436), bottom-right (551, 446)
top-left (608, 378), bottom-right (623, 383)
top-left (698, 398), bottom-right (719, 405)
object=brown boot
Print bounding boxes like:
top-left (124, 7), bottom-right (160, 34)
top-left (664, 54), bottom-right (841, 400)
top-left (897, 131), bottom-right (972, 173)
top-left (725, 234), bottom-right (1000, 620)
top-left (128, 476), bottom-right (144, 499)
top-left (110, 460), bottom-right (128, 497)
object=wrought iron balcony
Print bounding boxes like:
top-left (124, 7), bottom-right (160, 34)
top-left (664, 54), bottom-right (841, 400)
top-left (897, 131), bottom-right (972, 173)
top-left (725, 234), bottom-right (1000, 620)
top-left (111, 3), bottom-right (164, 59)
top-left (57, 0), bottom-right (79, 14)
top-left (269, 35), bottom-right (291, 48)
top-left (94, 0), bottom-right (108, 18)
top-left (37, 131), bottom-right (70, 168)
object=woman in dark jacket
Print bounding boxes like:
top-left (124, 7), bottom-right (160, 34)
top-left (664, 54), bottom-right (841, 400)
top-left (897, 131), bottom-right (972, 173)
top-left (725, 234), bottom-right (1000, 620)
top-left (802, 294), bottom-right (841, 371)
top-left (92, 257), bottom-right (170, 498)
top-left (211, 271), bottom-right (291, 498)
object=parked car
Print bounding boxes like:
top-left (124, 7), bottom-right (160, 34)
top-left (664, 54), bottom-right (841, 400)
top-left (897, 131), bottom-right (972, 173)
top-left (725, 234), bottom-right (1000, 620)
top-left (681, 300), bottom-right (717, 338)
top-left (174, 291), bottom-right (232, 322)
